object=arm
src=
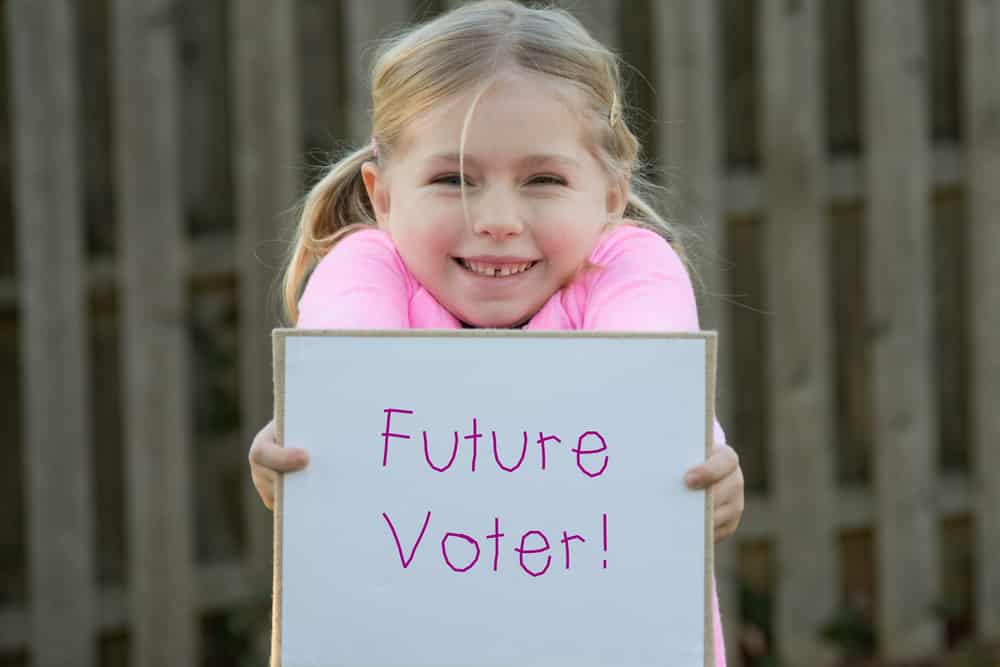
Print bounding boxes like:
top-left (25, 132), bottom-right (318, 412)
top-left (582, 224), bottom-right (701, 331)
top-left (584, 225), bottom-right (728, 443)
top-left (586, 225), bottom-right (737, 664)
top-left (585, 224), bottom-right (743, 535)
top-left (251, 228), bottom-right (411, 510)
top-left (296, 227), bottom-right (411, 329)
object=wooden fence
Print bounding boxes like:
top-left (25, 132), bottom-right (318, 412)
top-left (1, 1), bottom-right (997, 665)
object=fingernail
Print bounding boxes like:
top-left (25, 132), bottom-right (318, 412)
top-left (684, 472), bottom-right (698, 487)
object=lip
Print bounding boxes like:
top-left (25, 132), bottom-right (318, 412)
top-left (453, 256), bottom-right (542, 282)
top-left (457, 254), bottom-right (540, 264)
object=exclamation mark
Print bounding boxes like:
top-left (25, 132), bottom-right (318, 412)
top-left (602, 513), bottom-right (608, 569)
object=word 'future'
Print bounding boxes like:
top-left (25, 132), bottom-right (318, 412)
top-left (379, 408), bottom-right (611, 576)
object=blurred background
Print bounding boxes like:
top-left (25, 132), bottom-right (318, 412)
top-left (2, 0), bottom-right (998, 665)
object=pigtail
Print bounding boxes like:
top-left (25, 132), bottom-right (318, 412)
top-left (282, 144), bottom-right (378, 324)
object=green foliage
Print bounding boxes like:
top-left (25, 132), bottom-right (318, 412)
top-left (821, 603), bottom-right (877, 661)
top-left (201, 597), bottom-right (272, 667)
top-left (740, 576), bottom-right (779, 666)
top-left (188, 295), bottom-right (241, 437)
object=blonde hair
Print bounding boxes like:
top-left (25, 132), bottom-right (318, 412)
top-left (282, 0), bottom-right (687, 323)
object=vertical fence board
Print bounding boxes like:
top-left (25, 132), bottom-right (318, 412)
top-left (6, 3), bottom-right (95, 665)
top-left (559, 0), bottom-right (620, 51)
top-left (651, 2), bottom-right (738, 663)
top-left (344, 1), bottom-right (415, 145)
top-left (759, 1), bottom-right (838, 663)
top-left (0, 5), bottom-right (13, 280)
top-left (714, 538), bottom-right (740, 666)
top-left (862, 1), bottom-right (941, 658)
top-left (179, 0), bottom-right (234, 239)
top-left (823, 0), bottom-right (862, 155)
top-left (231, 0), bottom-right (302, 582)
top-left (721, 0), bottom-right (760, 168)
top-left (963, 0), bottom-right (1000, 642)
top-left (449, 0), bottom-right (620, 50)
top-left (654, 0), bottom-right (725, 365)
top-left (299, 0), bottom-right (345, 167)
top-left (78, 0), bottom-right (116, 259)
top-left (111, 1), bottom-right (196, 665)
top-left (3, 2), bottom-right (1000, 665)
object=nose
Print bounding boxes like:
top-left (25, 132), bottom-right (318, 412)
top-left (470, 188), bottom-right (524, 240)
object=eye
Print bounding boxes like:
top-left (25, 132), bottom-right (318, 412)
top-left (529, 175), bottom-right (566, 186)
top-left (431, 173), bottom-right (472, 186)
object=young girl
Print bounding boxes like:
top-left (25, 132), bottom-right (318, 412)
top-left (249, 0), bottom-right (743, 662)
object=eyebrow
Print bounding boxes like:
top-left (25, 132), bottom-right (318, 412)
top-left (424, 152), bottom-right (583, 169)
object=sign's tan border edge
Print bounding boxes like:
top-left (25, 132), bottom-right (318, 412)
top-left (271, 330), bottom-right (286, 667)
top-left (270, 328), bottom-right (719, 666)
top-left (273, 327), bottom-right (714, 340)
top-left (705, 333), bottom-right (717, 667)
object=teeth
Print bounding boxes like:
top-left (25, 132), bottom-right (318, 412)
top-left (461, 260), bottom-right (534, 277)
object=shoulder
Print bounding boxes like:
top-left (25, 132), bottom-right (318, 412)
top-left (588, 221), bottom-right (688, 277)
top-left (303, 226), bottom-right (413, 299)
top-left (311, 226), bottom-right (408, 278)
top-left (323, 225), bottom-right (399, 261)
top-left (571, 220), bottom-right (701, 331)
top-left (297, 226), bottom-right (416, 329)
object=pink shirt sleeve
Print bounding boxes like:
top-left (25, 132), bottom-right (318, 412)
top-left (583, 225), bottom-right (701, 331)
top-left (584, 225), bottom-right (728, 443)
top-left (296, 228), bottom-right (411, 329)
top-left (585, 225), bottom-right (730, 667)
top-left (296, 224), bottom-right (730, 665)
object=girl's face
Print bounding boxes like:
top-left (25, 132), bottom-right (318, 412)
top-left (362, 71), bottom-right (627, 328)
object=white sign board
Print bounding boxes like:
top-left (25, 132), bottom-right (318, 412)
top-left (273, 330), bottom-right (716, 667)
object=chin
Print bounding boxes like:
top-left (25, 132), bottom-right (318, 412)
top-left (458, 308), bottom-right (533, 329)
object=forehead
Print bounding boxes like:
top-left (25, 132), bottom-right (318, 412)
top-left (394, 72), bottom-right (598, 166)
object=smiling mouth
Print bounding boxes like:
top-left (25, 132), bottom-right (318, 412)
top-left (454, 257), bottom-right (540, 277)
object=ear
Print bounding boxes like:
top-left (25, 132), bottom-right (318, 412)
top-left (361, 161), bottom-right (391, 227)
top-left (606, 174), bottom-right (629, 221)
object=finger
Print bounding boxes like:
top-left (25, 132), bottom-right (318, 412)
top-left (713, 500), bottom-right (740, 529)
top-left (686, 442), bottom-right (739, 489)
top-left (714, 520), bottom-right (738, 543)
top-left (713, 500), bottom-right (743, 538)
top-left (253, 477), bottom-right (273, 511)
top-left (251, 467), bottom-right (276, 510)
top-left (711, 472), bottom-right (743, 509)
top-left (713, 503), bottom-right (741, 537)
top-left (251, 443), bottom-right (310, 473)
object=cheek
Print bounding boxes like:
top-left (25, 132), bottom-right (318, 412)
top-left (537, 210), bottom-right (605, 259)
top-left (391, 209), bottom-right (463, 265)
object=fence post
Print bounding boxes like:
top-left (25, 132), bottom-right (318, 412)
top-left (759, 0), bottom-right (839, 663)
top-left (299, 0), bottom-right (345, 157)
top-left (231, 0), bottom-right (302, 584)
top-left (111, 1), bottom-right (196, 664)
top-left (560, 0), bottom-right (620, 51)
top-left (446, 0), bottom-right (620, 50)
top-left (654, 0), bottom-right (726, 342)
top-left (344, 1), bottom-right (415, 145)
top-left (7, 2), bottom-right (96, 665)
top-left (862, 1), bottom-right (941, 659)
top-left (651, 2), bottom-right (739, 663)
top-left (963, 0), bottom-right (1000, 643)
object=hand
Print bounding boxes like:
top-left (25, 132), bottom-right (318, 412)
top-left (248, 419), bottom-right (310, 510)
top-left (685, 441), bottom-right (744, 543)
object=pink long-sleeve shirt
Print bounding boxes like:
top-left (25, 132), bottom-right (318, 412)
top-left (298, 223), bottom-right (728, 665)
